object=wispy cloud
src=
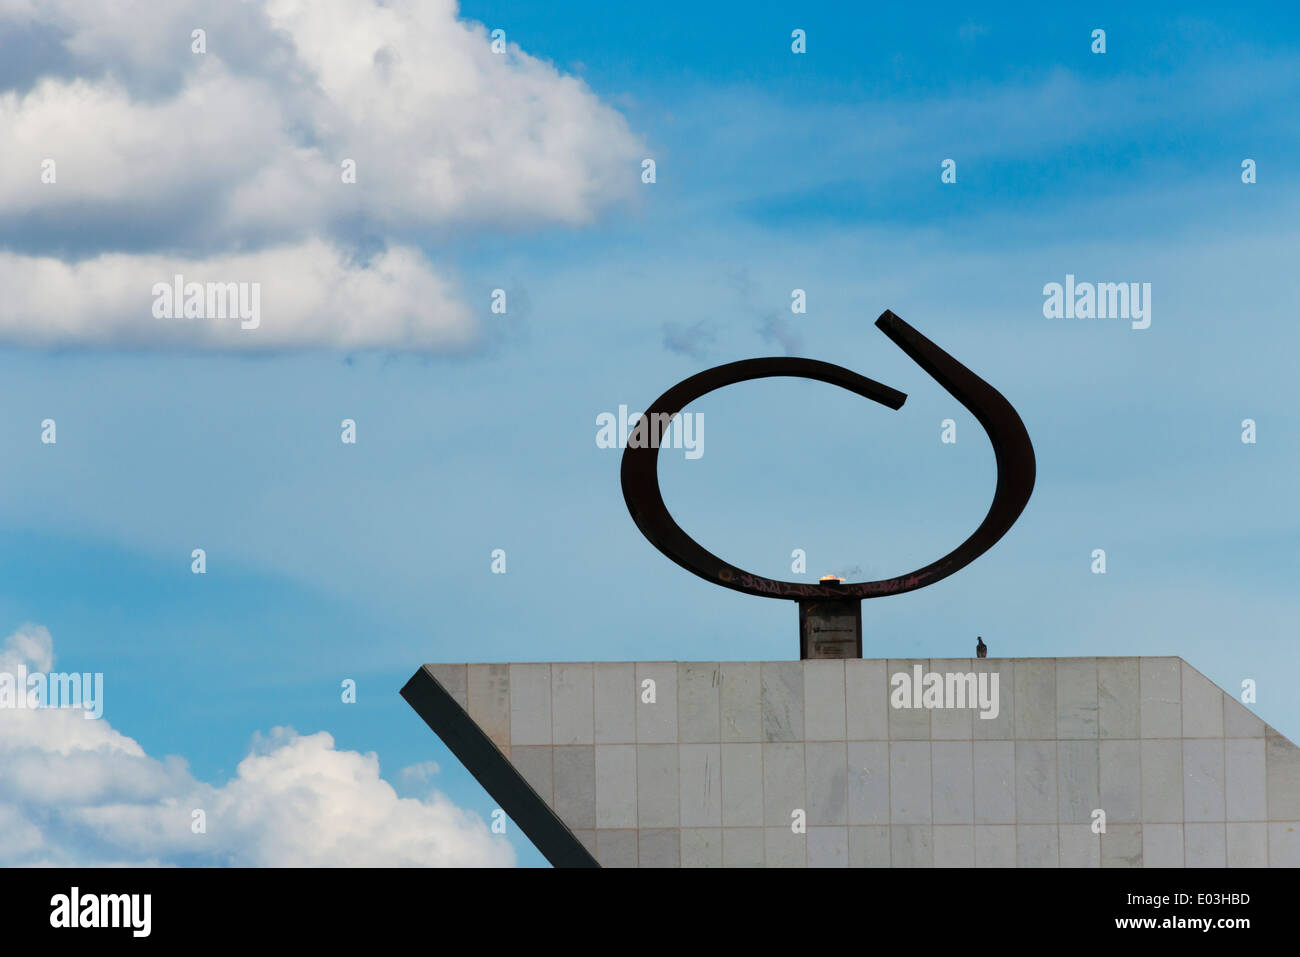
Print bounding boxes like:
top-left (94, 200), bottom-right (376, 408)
top-left (661, 318), bottom-right (717, 361)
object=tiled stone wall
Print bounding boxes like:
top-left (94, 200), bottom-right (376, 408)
top-left (423, 658), bottom-right (1300, 867)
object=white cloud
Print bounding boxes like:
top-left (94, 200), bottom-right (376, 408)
top-left (0, 625), bottom-right (514, 866)
top-left (400, 760), bottom-right (442, 782)
top-left (0, 0), bottom-right (644, 351)
top-left (0, 0), bottom-right (643, 233)
top-left (0, 240), bottom-right (476, 351)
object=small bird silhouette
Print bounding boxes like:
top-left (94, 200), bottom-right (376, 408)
top-left (976, 636), bottom-right (987, 659)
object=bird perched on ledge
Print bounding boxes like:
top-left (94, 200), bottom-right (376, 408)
top-left (976, 636), bottom-right (987, 659)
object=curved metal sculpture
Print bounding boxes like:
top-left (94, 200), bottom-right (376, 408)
top-left (620, 310), bottom-right (1036, 603)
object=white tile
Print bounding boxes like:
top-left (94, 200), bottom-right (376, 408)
top-left (635, 663), bottom-right (677, 743)
top-left (1142, 823), bottom-right (1184, 867)
top-left (551, 663), bottom-right (594, 745)
top-left (679, 743), bottom-right (721, 827)
top-left (1139, 658), bottom-right (1181, 738)
top-left (593, 663), bottom-right (635, 744)
top-left (803, 660), bottom-right (846, 741)
top-left (509, 663), bottom-right (551, 746)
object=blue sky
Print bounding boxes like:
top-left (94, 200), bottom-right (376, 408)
top-left (0, 2), bottom-right (1297, 867)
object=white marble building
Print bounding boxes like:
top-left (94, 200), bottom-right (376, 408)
top-left (409, 657), bottom-right (1300, 867)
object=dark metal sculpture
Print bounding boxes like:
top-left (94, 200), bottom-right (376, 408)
top-left (620, 310), bottom-right (1035, 655)
top-left (401, 310), bottom-right (1038, 869)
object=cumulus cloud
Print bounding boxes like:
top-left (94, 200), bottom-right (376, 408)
top-left (0, 0), bottom-right (644, 351)
top-left (0, 624), bottom-right (514, 866)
